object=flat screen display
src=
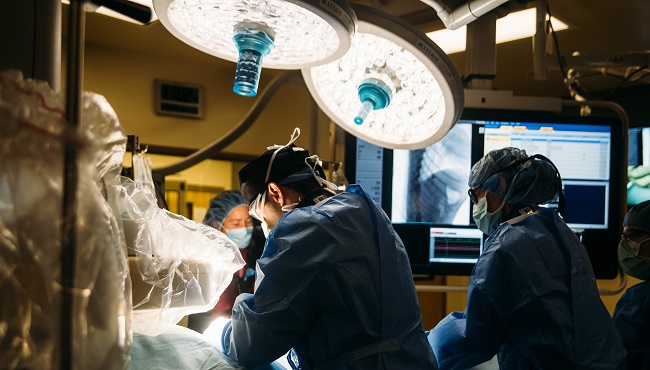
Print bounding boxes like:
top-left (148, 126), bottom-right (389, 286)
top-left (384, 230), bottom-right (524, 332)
top-left (481, 121), bottom-right (611, 230)
top-left (628, 127), bottom-right (650, 206)
top-left (345, 108), bottom-right (624, 278)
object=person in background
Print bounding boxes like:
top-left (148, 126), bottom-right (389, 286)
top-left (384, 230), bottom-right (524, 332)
top-left (188, 190), bottom-right (261, 333)
top-left (428, 147), bottom-right (624, 369)
top-left (614, 199), bottom-right (650, 369)
top-left (219, 129), bottom-right (437, 369)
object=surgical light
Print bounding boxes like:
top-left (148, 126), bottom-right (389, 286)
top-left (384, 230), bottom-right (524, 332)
top-left (154, 0), bottom-right (356, 97)
top-left (301, 4), bottom-right (464, 150)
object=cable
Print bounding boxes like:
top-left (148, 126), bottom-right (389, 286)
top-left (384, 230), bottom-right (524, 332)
top-left (153, 178), bottom-right (169, 210)
top-left (565, 69), bottom-right (592, 101)
top-left (600, 66), bottom-right (650, 99)
top-left (546, 3), bottom-right (566, 78)
top-left (570, 71), bottom-right (604, 80)
top-left (152, 70), bottom-right (304, 177)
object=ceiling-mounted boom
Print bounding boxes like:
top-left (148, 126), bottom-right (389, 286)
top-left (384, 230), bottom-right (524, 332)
top-left (420, 0), bottom-right (509, 30)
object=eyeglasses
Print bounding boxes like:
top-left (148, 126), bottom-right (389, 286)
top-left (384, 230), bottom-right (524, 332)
top-left (621, 230), bottom-right (650, 241)
top-left (468, 188), bottom-right (479, 204)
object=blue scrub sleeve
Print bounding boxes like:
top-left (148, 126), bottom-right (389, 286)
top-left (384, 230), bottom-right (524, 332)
top-left (221, 319), bottom-right (233, 354)
top-left (224, 289), bottom-right (314, 367)
top-left (429, 278), bottom-right (505, 370)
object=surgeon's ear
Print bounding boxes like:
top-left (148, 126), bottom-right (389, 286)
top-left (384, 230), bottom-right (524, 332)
top-left (267, 182), bottom-right (284, 205)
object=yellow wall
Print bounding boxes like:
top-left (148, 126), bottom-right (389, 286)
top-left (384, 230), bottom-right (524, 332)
top-left (81, 44), bottom-right (333, 159)
top-left (144, 153), bottom-right (234, 190)
top-left (600, 275), bottom-right (642, 315)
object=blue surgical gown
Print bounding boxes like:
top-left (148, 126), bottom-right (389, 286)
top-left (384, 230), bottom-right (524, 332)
top-left (221, 185), bottom-right (437, 369)
top-left (428, 208), bottom-right (624, 369)
top-left (613, 280), bottom-right (650, 369)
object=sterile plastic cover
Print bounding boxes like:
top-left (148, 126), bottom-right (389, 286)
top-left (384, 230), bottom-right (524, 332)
top-left (120, 175), bottom-right (246, 336)
top-left (0, 69), bottom-right (132, 369)
top-left (0, 69), bottom-right (246, 368)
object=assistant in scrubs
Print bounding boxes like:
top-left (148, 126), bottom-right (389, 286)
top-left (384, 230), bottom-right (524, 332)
top-left (614, 199), bottom-right (650, 369)
top-left (220, 129), bottom-right (437, 369)
top-left (189, 190), bottom-right (260, 333)
top-left (428, 147), bottom-right (625, 369)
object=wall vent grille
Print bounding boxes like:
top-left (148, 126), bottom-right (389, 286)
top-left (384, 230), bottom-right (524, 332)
top-left (154, 79), bottom-right (204, 119)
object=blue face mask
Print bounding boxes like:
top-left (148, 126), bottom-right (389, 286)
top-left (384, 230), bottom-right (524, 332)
top-left (472, 197), bottom-right (503, 235)
top-left (618, 238), bottom-right (650, 280)
top-left (226, 226), bottom-right (253, 249)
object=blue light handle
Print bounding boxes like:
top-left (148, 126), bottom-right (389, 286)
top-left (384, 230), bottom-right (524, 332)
top-left (354, 79), bottom-right (392, 125)
top-left (354, 101), bottom-right (374, 125)
top-left (233, 25), bottom-right (275, 97)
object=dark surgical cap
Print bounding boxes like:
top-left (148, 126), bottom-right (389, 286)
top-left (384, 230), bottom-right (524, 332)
top-left (469, 147), bottom-right (560, 206)
top-left (203, 190), bottom-right (247, 229)
top-left (238, 144), bottom-right (326, 205)
top-left (624, 200), bottom-right (650, 232)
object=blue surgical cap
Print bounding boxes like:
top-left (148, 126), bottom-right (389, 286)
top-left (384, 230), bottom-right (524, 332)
top-left (624, 200), bottom-right (650, 232)
top-left (203, 190), bottom-right (247, 229)
top-left (469, 147), bottom-right (560, 206)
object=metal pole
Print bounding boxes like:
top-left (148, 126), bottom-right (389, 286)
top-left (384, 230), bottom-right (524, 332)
top-left (309, 96), bottom-right (319, 155)
top-left (532, 0), bottom-right (548, 80)
top-left (465, 11), bottom-right (497, 90)
top-left (62, 0), bottom-right (85, 368)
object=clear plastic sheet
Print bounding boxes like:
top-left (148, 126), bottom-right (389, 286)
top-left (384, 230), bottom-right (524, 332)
top-left (0, 69), bottom-right (131, 369)
top-left (0, 69), bottom-right (245, 369)
top-left (131, 152), bottom-right (156, 200)
top-left (118, 176), bottom-right (245, 336)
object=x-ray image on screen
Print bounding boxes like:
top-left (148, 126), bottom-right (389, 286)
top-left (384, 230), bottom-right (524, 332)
top-left (392, 123), bottom-right (472, 225)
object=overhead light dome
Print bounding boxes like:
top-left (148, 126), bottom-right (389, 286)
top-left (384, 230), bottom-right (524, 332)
top-left (154, 0), bottom-right (357, 96)
top-left (301, 4), bottom-right (464, 149)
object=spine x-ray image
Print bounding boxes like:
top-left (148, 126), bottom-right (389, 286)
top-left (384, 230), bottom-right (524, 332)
top-left (392, 124), bottom-right (471, 225)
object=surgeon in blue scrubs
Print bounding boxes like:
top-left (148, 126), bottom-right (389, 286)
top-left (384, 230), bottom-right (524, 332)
top-left (220, 129), bottom-right (437, 369)
top-left (428, 147), bottom-right (625, 369)
top-left (614, 199), bottom-right (650, 369)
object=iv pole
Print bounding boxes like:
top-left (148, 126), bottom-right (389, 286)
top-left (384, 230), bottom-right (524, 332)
top-left (61, 1), bottom-right (150, 368)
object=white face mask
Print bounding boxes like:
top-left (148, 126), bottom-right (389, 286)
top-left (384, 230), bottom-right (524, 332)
top-left (250, 192), bottom-right (272, 238)
top-left (250, 190), bottom-right (293, 239)
top-left (225, 226), bottom-right (253, 249)
top-left (261, 221), bottom-right (271, 239)
top-left (281, 202), bottom-right (299, 212)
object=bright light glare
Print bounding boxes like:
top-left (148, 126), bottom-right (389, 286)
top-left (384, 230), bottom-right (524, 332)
top-left (203, 317), bottom-right (230, 350)
top-left (61, 0), bottom-right (158, 24)
top-left (427, 7), bottom-right (569, 54)
top-left (161, 0), bottom-right (344, 68)
top-left (307, 32), bottom-right (446, 147)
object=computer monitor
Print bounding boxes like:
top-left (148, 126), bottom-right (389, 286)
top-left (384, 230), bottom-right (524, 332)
top-left (345, 108), bottom-right (624, 278)
top-left (392, 222), bottom-right (433, 274)
top-left (481, 120), bottom-right (611, 230)
top-left (628, 127), bottom-right (650, 206)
